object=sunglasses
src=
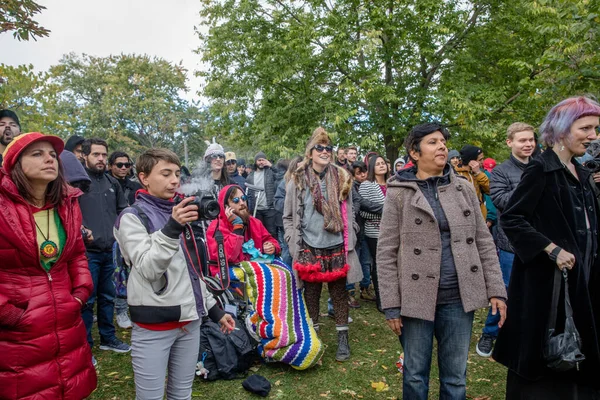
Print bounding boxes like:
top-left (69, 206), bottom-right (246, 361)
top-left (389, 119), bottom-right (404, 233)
top-left (225, 160), bottom-right (237, 165)
top-left (232, 195), bottom-right (247, 204)
top-left (314, 144), bottom-right (333, 153)
top-left (209, 154), bottom-right (225, 159)
top-left (116, 162), bottom-right (132, 168)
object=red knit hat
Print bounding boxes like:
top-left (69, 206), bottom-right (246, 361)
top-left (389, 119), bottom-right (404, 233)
top-left (2, 132), bottom-right (65, 175)
top-left (482, 157), bottom-right (496, 172)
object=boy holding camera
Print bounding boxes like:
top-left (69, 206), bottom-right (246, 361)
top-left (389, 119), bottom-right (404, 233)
top-left (114, 148), bottom-right (235, 400)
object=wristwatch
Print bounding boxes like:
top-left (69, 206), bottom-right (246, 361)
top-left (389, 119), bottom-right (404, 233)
top-left (548, 246), bottom-right (562, 262)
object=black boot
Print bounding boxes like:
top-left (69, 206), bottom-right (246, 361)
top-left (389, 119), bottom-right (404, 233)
top-left (335, 329), bottom-right (350, 362)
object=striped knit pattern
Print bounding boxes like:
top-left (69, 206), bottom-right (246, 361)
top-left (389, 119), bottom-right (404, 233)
top-left (231, 259), bottom-right (324, 370)
top-left (358, 180), bottom-right (386, 238)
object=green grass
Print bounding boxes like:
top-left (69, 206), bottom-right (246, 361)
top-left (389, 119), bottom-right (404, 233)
top-left (90, 297), bottom-right (506, 399)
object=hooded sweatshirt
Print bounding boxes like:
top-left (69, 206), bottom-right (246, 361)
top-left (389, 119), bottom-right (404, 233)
top-left (206, 184), bottom-right (281, 275)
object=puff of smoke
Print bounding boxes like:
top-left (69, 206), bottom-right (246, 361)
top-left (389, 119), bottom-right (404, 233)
top-left (178, 160), bottom-right (213, 196)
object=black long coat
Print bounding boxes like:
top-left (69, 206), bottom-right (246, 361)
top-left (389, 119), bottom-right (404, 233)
top-left (493, 149), bottom-right (600, 387)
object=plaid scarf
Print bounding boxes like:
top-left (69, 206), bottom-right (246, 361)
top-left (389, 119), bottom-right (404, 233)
top-left (305, 164), bottom-right (344, 233)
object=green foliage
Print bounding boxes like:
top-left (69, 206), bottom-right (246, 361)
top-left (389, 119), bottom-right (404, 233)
top-left (0, 0), bottom-right (50, 41)
top-left (197, 0), bottom-right (600, 161)
top-left (1, 54), bottom-right (206, 161)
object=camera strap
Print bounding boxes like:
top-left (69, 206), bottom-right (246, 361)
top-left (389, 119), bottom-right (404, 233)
top-left (182, 222), bottom-right (230, 296)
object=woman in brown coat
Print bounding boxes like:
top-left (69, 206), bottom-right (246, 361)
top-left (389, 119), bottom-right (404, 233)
top-left (377, 123), bottom-right (506, 400)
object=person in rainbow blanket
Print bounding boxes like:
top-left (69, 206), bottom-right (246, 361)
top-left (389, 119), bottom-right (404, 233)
top-left (207, 184), bottom-right (324, 369)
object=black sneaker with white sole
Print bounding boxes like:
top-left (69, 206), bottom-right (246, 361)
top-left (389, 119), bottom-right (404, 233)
top-left (476, 333), bottom-right (495, 357)
top-left (99, 337), bottom-right (131, 353)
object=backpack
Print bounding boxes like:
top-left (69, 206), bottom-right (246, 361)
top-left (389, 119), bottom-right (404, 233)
top-left (197, 317), bottom-right (256, 381)
top-left (113, 205), bottom-right (151, 298)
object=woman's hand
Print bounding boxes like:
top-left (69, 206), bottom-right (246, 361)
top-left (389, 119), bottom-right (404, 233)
top-left (555, 248), bottom-right (576, 271)
top-left (172, 197), bottom-right (198, 225)
top-left (490, 298), bottom-right (507, 328)
top-left (386, 317), bottom-right (403, 336)
top-left (263, 242), bottom-right (275, 255)
top-left (219, 313), bottom-right (236, 334)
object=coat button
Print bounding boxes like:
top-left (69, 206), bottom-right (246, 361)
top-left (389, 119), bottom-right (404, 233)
top-left (414, 248), bottom-right (421, 255)
top-left (588, 206), bottom-right (594, 212)
top-left (466, 237), bottom-right (474, 244)
top-left (464, 210), bottom-right (471, 217)
top-left (415, 218), bottom-right (422, 225)
top-left (412, 274), bottom-right (419, 280)
top-left (456, 185), bottom-right (463, 191)
top-left (470, 265), bottom-right (479, 272)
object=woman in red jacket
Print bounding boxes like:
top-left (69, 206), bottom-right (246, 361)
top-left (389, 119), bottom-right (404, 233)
top-left (0, 132), bottom-right (97, 399)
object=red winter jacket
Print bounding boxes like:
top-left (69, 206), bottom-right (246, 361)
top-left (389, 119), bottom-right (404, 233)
top-left (207, 184), bottom-right (281, 275)
top-left (0, 171), bottom-right (97, 400)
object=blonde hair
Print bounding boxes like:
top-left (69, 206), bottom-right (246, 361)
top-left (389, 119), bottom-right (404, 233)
top-left (507, 122), bottom-right (534, 140)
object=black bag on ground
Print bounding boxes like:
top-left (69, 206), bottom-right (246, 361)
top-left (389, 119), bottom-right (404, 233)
top-left (198, 317), bottom-right (255, 381)
top-left (543, 268), bottom-right (586, 371)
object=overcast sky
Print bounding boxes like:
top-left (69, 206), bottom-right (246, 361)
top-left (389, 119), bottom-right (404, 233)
top-left (1, 0), bottom-right (205, 101)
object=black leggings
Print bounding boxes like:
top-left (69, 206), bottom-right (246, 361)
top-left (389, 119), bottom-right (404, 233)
top-left (366, 237), bottom-right (382, 312)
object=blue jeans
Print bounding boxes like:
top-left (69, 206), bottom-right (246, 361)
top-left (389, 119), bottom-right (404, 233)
top-left (399, 303), bottom-right (475, 400)
top-left (82, 251), bottom-right (117, 347)
top-left (357, 237), bottom-right (372, 289)
top-left (277, 227), bottom-right (292, 266)
top-left (482, 249), bottom-right (514, 337)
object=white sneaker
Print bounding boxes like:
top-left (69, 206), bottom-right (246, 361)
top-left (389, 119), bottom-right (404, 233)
top-left (116, 313), bottom-right (132, 329)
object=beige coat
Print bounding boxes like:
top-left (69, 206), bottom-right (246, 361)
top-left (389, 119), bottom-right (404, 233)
top-left (376, 172), bottom-right (506, 322)
top-left (282, 164), bottom-right (363, 285)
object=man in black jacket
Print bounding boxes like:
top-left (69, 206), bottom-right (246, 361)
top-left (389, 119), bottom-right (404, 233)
top-left (476, 122), bottom-right (536, 358)
top-left (108, 151), bottom-right (143, 206)
top-left (246, 151), bottom-right (282, 238)
top-left (79, 138), bottom-right (131, 359)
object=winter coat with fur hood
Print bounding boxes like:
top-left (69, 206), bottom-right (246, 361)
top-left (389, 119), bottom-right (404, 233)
top-left (283, 163), bottom-right (362, 285)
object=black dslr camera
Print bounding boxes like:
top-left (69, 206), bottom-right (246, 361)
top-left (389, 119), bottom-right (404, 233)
top-left (175, 190), bottom-right (220, 220)
top-left (584, 158), bottom-right (600, 173)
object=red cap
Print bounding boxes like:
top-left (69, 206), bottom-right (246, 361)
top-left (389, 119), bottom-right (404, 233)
top-left (2, 132), bottom-right (65, 175)
top-left (482, 157), bottom-right (496, 172)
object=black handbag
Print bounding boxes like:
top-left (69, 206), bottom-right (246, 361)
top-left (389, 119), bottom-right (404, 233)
top-left (543, 268), bottom-right (586, 371)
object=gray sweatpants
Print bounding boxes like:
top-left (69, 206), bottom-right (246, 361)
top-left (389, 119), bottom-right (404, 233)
top-left (131, 319), bottom-right (200, 400)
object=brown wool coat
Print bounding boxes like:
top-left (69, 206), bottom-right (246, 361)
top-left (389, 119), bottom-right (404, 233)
top-left (376, 172), bottom-right (506, 322)
top-left (282, 164), bottom-right (363, 285)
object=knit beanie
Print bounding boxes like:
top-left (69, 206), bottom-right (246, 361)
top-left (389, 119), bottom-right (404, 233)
top-left (304, 127), bottom-right (331, 159)
top-left (65, 135), bottom-right (85, 152)
top-left (0, 109), bottom-right (21, 129)
top-left (448, 149), bottom-right (460, 160)
top-left (2, 132), bottom-right (64, 175)
top-left (459, 145), bottom-right (483, 165)
top-left (254, 151), bottom-right (267, 164)
top-left (204, 142), bottom-right (225, 160)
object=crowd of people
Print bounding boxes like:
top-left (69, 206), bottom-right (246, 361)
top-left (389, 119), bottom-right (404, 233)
top-left (0, 95), bottom-right (599, 400)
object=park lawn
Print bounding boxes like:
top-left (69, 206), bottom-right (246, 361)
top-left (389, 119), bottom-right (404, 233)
top-left (90, 298), bottom-right (507, 399)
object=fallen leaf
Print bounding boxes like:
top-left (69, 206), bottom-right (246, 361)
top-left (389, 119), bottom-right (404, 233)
top-left (381, 365), bottom-right (388, 370)
top-left (476, 378), bottom-right (491, 382)
top-left (340, 389), bottom-right (357, 397)
top-left (106, 371), bottom-right (119, 377)
top-left (371, 381), bottom-right (389, 392)
top-left (320, 391), bottom-right (331, 397)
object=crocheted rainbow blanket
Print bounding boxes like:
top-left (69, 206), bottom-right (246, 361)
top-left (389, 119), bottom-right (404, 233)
top-left (231, 259), bottom-right (323, 370)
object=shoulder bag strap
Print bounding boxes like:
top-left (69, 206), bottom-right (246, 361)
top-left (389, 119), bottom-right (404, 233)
top-left (547, 267), bottom-right (563, 333)
top-left (131, 204), bottom-right (151, 233)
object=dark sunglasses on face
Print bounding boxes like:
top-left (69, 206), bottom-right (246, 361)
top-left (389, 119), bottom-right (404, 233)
top-left (116, 162), bottom-right (132, 168)
top-left (225, 160), bottom-right (237, 165)
top-left (232, 195), bottom-right (247, 204)
top-left (314, 144), bottom-right (333, 153)
top-left (210, 154), bottom-right (225, 159)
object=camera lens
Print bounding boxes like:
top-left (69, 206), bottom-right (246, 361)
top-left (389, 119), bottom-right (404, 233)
top-left (201, 198), bottom-right (220, 220)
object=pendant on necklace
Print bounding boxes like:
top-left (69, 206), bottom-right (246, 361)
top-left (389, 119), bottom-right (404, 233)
top-left (40, 240), bottom-right (58, 258)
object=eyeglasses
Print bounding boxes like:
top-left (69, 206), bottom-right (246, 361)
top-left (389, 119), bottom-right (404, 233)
top-left (116, 162), bottom-right (132, 168)
top-left (225, 160), bottom-right (237, 165)
top-left (232, 195), bottom-right (247, 204)
top-left (209, 154), bottom-right (225, 159)
top-left (314, 144), bottom-right (333, 153)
